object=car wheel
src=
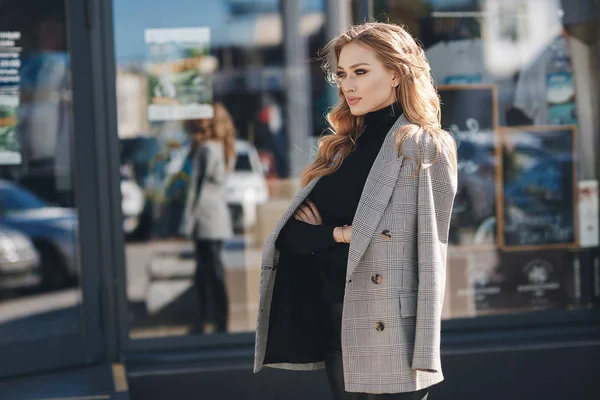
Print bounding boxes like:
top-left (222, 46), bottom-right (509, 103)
top-left (35, 242), bottom-right (76, 290)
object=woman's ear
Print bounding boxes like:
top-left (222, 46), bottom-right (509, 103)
top-left (391, 71), bottom-right (400, 87)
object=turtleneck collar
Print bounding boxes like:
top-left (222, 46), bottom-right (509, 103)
top-left (358, 101), bottom-right (403, 141)
top-left (363, 101), bottom-right (403, 129)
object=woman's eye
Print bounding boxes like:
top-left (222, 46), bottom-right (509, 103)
top-left (335, 72), bottom-right (346, 78)
top-left (355, 69), bottom-right (367, 75)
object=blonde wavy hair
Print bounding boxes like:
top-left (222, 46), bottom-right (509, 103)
top-left (301, 22), bottom-right (457, 186)
top-left (184, 102), bottom-right (237, 170)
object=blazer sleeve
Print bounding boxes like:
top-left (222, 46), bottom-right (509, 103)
top-left (412, 135), bottom-right (457, 373)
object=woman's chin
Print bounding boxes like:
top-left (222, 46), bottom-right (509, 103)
top-left (348, 105), bottom-right (367, 116)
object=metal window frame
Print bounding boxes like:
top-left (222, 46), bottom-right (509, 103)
top-left (0, 0), bottom-right (118, 379)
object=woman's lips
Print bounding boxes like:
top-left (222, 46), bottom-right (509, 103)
top-left (346, 97), bottom-right (361, 106)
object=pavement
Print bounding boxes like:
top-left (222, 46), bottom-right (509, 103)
top-left (0, 234), bottom-right (263, 343)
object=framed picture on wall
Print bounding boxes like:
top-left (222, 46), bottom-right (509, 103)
top-left (497, 125), bottom-right (578, 250)
top-left (438, 84), bottom-right (498, 247)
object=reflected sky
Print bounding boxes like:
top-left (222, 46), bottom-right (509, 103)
top-left (114, 0), bottom-right (324, 61)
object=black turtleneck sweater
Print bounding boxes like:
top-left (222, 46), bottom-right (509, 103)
top-left (276, 102), bottom-right (402, 303)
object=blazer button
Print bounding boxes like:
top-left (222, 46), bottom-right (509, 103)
top-left (371, 274), bottom-right (382, 284)
top-left (381, 230), bottom-right (392, 240)
top-left (375, 322), bottom-right (385, 331)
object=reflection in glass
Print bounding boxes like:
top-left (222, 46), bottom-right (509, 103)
top-left (0, 0), bottom-right (81, 345)
top-left (115, 0), bottom-right (326, 339)
top-left (381, 0), bottom-right (599, 317)
top-left (115, 1), bottom-right (598, 338)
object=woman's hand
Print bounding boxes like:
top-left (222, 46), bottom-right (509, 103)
top-left (293, 199), bottom-right (323, 226)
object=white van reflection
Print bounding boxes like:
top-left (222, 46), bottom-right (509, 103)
top-left (0, 181), bottom-right (78, 290)
top-left (227, 140), bottom-right (269, 234)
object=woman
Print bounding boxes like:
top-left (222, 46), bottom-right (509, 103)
top-left (254, 22), bottom-right (458, 399)
top-left (181, 103), bottom-right (236, 334)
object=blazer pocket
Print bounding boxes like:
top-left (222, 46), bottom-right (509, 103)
top-left (399, 295), bottom-right (417, 318)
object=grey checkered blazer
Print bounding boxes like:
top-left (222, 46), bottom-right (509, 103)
top-left (254, 114), bottom-right (457, 394)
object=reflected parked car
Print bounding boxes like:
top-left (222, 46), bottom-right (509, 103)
top-left (120, 136), bottom-right (270, 236)
top-left (0, 180), bottom-right (78, 289)
top-left (162, 139), bottom-right (269, 235)
top-left (119, 136), bottom-right (161, 240)
top-left (0, 225), bottom-right (41, 293)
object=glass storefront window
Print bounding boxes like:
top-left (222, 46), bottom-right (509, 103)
top-left (113, 0), bottom-right (326, 339)
top-left (0, 0), bottom-right (82, 344)
top-left (113, 0), bottom-right (599, 343)
top-left (373, 0), bottom-right (600, 318)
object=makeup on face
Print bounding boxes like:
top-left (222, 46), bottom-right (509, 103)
top-left (336, 42), bottom-right (397, 116)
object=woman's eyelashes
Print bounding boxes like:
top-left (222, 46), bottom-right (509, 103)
top-left (335, 69), bottom-right (368, 79)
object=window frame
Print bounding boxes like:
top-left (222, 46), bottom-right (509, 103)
top-left (0, 0), bottom-right (122, 379)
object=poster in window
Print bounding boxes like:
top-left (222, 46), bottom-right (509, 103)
top-left (438, 84), bottom-right (498, 247)
top-left (0, 95), bottom-right (20, 164)
top-left (0, 31), bottom-right (21, 165)
top-left (145, 27), bottom-right (214, 121)
top-left (498, 125), bottom-right (577, 249)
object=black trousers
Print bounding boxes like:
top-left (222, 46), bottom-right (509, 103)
top-left (324, 301), bottom-right (430, 400)
top-left (193, 239), bottom-right (228, 333)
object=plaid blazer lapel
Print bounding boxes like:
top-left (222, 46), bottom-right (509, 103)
top-left (347, 114), bottom-right (408, 278)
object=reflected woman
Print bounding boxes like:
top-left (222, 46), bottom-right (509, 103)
top-left (181, 103), bottom-right (236, 334)
top-left (254, 23), bottom-right (458, 399)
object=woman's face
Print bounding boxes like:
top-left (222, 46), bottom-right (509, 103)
top-left (336, 42), bottom-right (398, 116)
top-left (192, 119), bottom-right (211, 142)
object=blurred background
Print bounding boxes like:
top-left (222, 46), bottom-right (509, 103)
top-left (0, 0), bottom-right (599, 399)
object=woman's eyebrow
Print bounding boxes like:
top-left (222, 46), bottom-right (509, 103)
top-left (336, 62), bottom-right (371, 71)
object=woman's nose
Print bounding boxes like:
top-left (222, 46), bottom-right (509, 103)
top-left (342, 81), bottom-right (355, 94)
